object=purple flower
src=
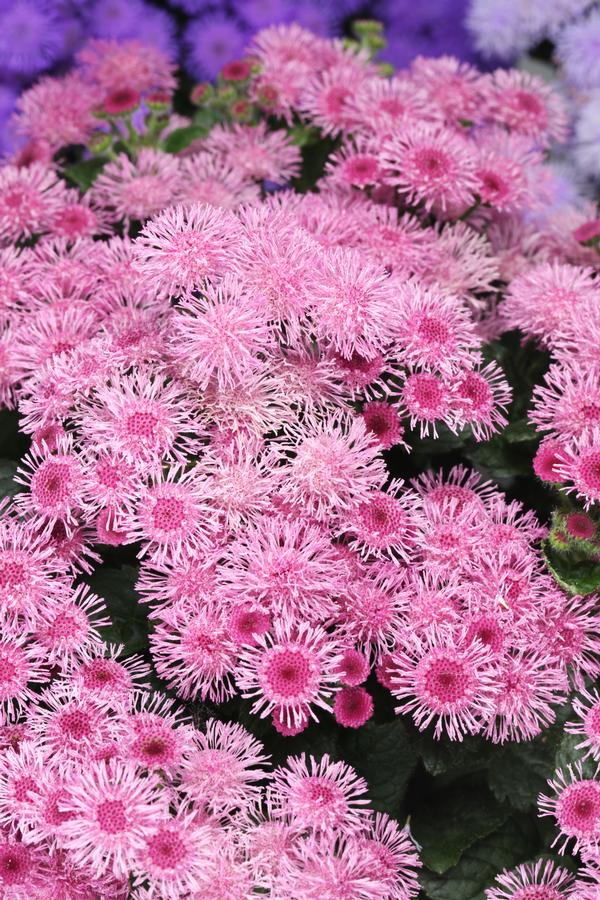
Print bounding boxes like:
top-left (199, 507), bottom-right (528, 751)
top-left (0, 0), bottom-right (73, 77)
top-left (378, 0), bottom-right (477, 66)
top-left (184, 12), bottom-right (249, 80)
top-left (232, 0), bottom-right (292, 31)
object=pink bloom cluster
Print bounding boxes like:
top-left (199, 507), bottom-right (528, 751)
top-left (0, 22), bottom-right (599, 896)
top-left (0, 695), bottom-right (420, 897)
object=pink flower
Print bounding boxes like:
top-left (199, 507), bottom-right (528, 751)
top-left (179, 718), bottom-right (270, 816)
top-left (556, 435), bottom-right (600, 508)
top-left (362, 401), bottom-right (407, 450)
top-left (342, 487), bottom-right (422, 563)
top-left (399, 371), bottom-right (455, 438)
top-left (483, 69), bottom-right (568, 146)
top-left (450, 361), bottom-right (512, 441)
top-left (539, 762), bottom-right (600, 854)
top-left (0, 163), bottom-right (68, 244)
top-left (121, 692), bottom-right (193, 774)
top-left (150, 600), bottom-right (237, 703)
top-left (0, 636), bottom-right (49, 722)
top-left (533, 439), bottom-right (570, 484)
top-left (566, 688), bottom-right (600, 761)
top-left (360, 813), bottom-right (421, 899)
top-left (132, 805), bottom-right (212, 897)
top-left (134, 202), bottom-right (244, 298)
top-left (391, 628), bottom-right (499, 740)
top-left (336, 648), bottom-right (370, 687)
top-left (202, 121), bottom-right (301, 182)
top-left (486, 858), bottom-right (576, 899)
top-left (90, 150), bottom-right (182, 224)
top-left (170, 273), bottom-right (272, 390)
top-left (410, 55), bottom-right (484, 124)
top-left (236, 620), bottom-right (342, 728)
top-left (269, 753), bottom-right (371, 834)
top-left (300, 60), bottom-right (371, 136)
top-left (15, 439), bottom-right (90, 537)
top-left (380, 125), bottom-right (478, 215)
top-left (531, 363), bottom-right (600, 442)
top-left (28, 686), bottom-right (115, 761)
top-left (334, 687), bottom-right (374, 728)
top-left (275, 415), bottom-right (387, 523)
top-left (60, 759), bottom-right (166, 879)
top-left (177, 152), bottom-right (259, 208)
top-left (308, 247), bottom-right (400, 360)
top-left (351, 74), bottom-right (442, 136)
top-left (70, 644), bottom-right (151, 705)
top-left (77, 39), bottom-right (177, 94)
top-left (325, 144), bottom-right (381, 189)
top-left (35, 583), bottom-right (110, 671)
top-left (15, 74), bottom-right (101, 150)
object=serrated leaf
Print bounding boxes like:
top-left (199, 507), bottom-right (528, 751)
top-left (163, 125), bottom-right (210, 154)
top-left (339, 719), bottom-right (417, 817)
top-left (412, 781), bottom-right (509, 874)
top-left (420, 814), bottom-right (540, 899)
top-left (63, 157), bottom-right (108, 191)
top-left (87, 564), bottom-right (149, 654)
top-left (543, 543), bottom-right (600, 595)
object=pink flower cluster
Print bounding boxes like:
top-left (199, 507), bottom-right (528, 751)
top-left (0, 21), bottom-right (599, 896)
top-left (0, 694), bottom-right (420, 898)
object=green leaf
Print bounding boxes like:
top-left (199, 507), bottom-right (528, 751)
top-left (87, 564), bottom-right (150, 654)
top-left (488, 737), bottom-right (557, 811)
top-left (63, 157), bottom-right (108, 191)
top-left (287, 124), bottom-right (321, 147)
top-left (414, 731), bottom-right (490, 779)
top-left (420, 814), bottom-right (540, 899)
top-left (412, 780), bottom-right (509, 874)
top-left (163, 125), bottom-right (210, 154)
top-left (543, 542), bottom-right (600, 595)
top-left (340, 719), bottom-right (418, 817)
top-left (0, 460), bottom-right (20, 499)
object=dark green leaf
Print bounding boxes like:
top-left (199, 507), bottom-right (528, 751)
top-left (414, 731), bottom-right (490, 779)
top-left (87, 564), bottom-right (149, 654)
top-left (63, 158), bottom-right (108, 191)
top-left (420, 814), bottom-right (540, 899)
top-left (0, 460), bottom-right (20, 499)
top-left (488, 737), bottom-right (557, 811)
top-left (163, 125), bottom-right (211, 154)
top-left (412, 781), bottom-right (509, 874)
top-left (340, 719), bottom-right (418, 817)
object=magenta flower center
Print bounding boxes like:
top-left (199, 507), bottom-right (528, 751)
top-left (96, 799), bottom-right (127, 834)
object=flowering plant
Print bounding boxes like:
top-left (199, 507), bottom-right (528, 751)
top-left (0, 19), bottom-right (599, 898)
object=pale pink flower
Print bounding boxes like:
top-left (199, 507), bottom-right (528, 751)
top-left (77, 39), bottom-right (177, 93)
top-left (35, 583), bottom-right (110, 671)
top-left (341, 487), bottom-right (422, 562)
top-left (300, 62), bottom-right (370, 136)
top-left (531, 363), bottom-right (600, 442)
top-left (134, 202), bottom-right (244, 298)
top-left (566, 688), bottom-right (600, 761)
top-left (46, 191), bottom-right (112, 241)
top-left (136, 550), bottom-right (218, 613)
top-left (336, 566), bottom-right (407, 658)
top-left (202, 121), bottom-right (301, 182)
top-left (308, 246), bottom-right (399, 360)
top-left (483, 69), bottom-right (568, 146)
top-left (15, 439), bottom-right (90, 537)
top-left (351, 74), bottom-right (442, 136)
top-left (410, 55), bottom-right (484, 124)
top-left (325, 144), bottom-right (381, 189)
top-left (28, 686), bottom-right (116, 760)
top-left (60, 759), bottom-right (166, 879)
top-left (15, 73), bottom-right (101, 150)
top-left (170, 273), bottom-right (273, 390)
top-left (0, 164), bottom-right (68, 244)
top-left (360, 813), bottom-right (421, 899)
top-left (380, 125), bottom-right (478, 215)
top-left (276, 412), bottom-right (386, 521)
top-left (0, 740), bottom-right (46, 830)
top-left (179, 718), bottom-right (270, 816)
top-left (269, 753), bottom-right (371, 834)
top-left (91, 150), bottom-right (182, 224)
top-left (410, 464), bottom-right (499, 513)
top-left (150, 601), bottom-right (237, 703)
top-left (70, 644), bottom-right (151, 706)
top-left (177, 153), bottom-right (259, 209)
top-left (0, 636), bottom-right (49, 721)
top-left (236, 620), bottom-right (342, 728)
top-left (122, 693), bottom-right (193, 774)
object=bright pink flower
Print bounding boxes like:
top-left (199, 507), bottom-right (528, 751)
top-left (60, 759), bottom-right (166, 879)
top-left (270, 753), bottom-right (371, 833)
top-left (300, 62), bottom-right (371, 136)
top-left (228, 603), bottom-right (272, 647)
top-left (132, 805), bottom-right (212, 898)
top-left (325, 144), bottom-right (381, 189)
top-left (380, 125), bottom-right (478, 215)
top-left (336, 648), bottom-right (370, 687)
top-left (565, 512), bottom-right (596, 541)
top-left (556, 435), bottom-right (600, 508)
top-left (399, 371), bottom-right (455, 438)
top-left (15, 439), bottom-right (89, 537)
top-left (70, 644), bottom-right (151, 705)
top-left (28, 686), bottom-right (115, 760)
top-left (35, 583), bottom-right (110, 671)
top-left (391, 628), bottom-right (499, 740)
top-left (134, 202), bottom-right (244, 298)
top-left (360, 813), bottom-right (421, 899)
top-left (128, 465), bottom-right (218, 565)
top-left (351, 74), bottom-right (442, 136)
top-left (451, 361), bottom-right (512, 441)
top-left (150, 601), bottom-right (237, 703)
top-left (539, 762), bottom-right (600, 854)
top-left (334, 686), bottom-right (374, 728)
top-left (236, 620), bottom-right (342, 729)
top-left (123, 693), bottom-right (193, 774)
top-left (531, 363), bottom-right (600, 442)
top-left (136, 550), bottom-right (217, 613)
top-left (179, 718), bottom-right (269, 816)
top-left (567, 688), bottom-right (600, 761)
top-left (486, 858), bottom-right (576, 899)
top-left (0, 635), bottom-right (49, 721)
top-left (342, 487), bottom-right (422, 562)
top-left (533, 440), bottom-right (570, 484)
top-left (91, 150), bottom-right (182, 224)
top-left (410, 464), bottom-right (499, 513)
top-left (0, 838), bottom-right (48, 894)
